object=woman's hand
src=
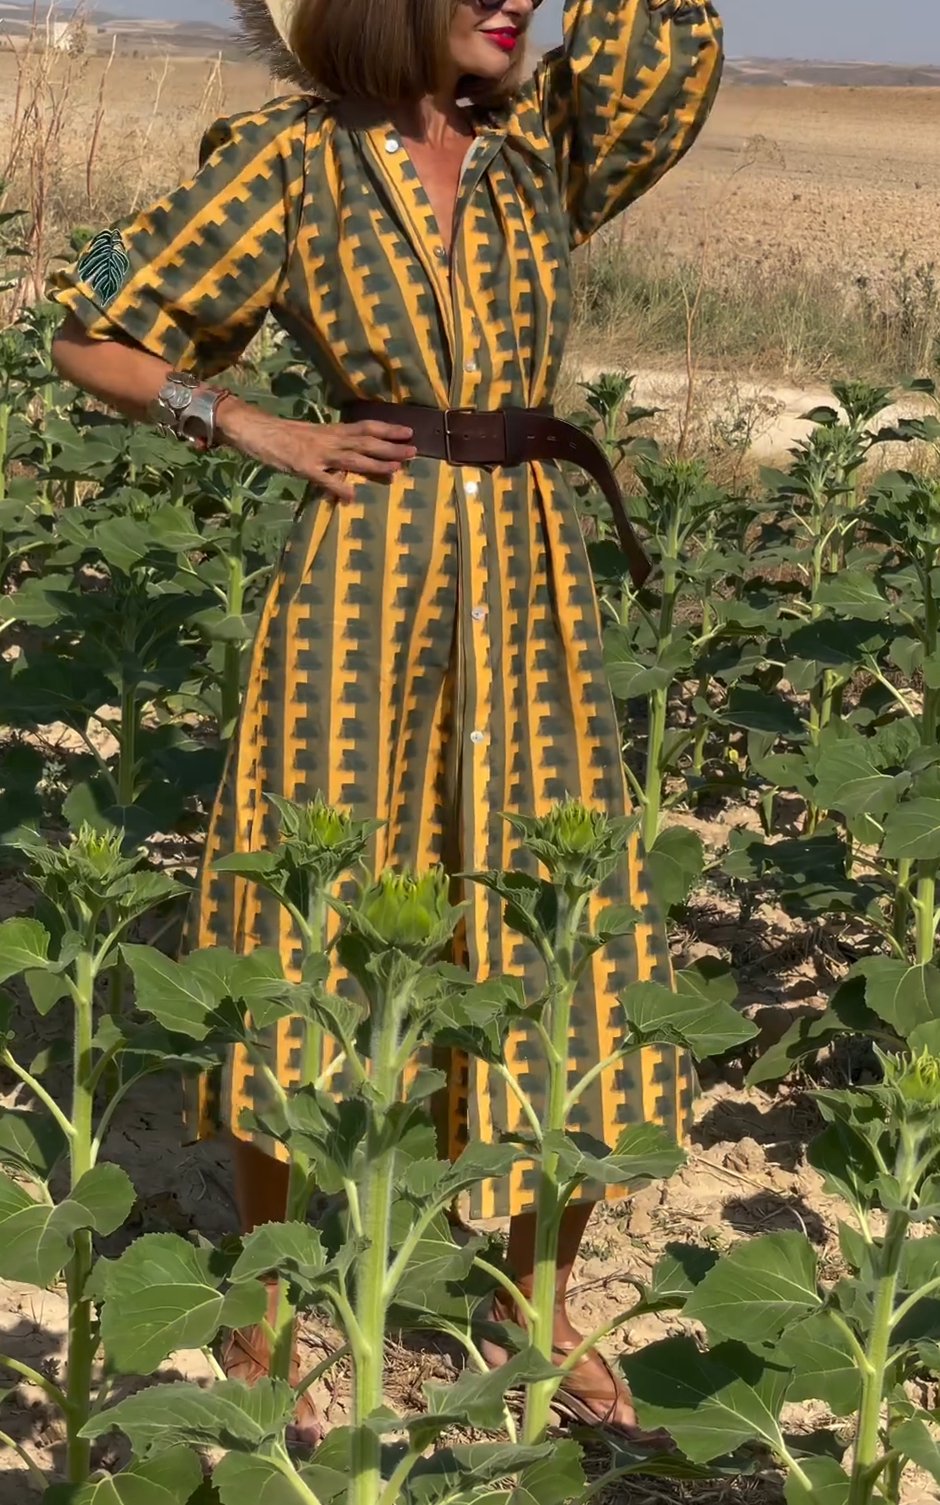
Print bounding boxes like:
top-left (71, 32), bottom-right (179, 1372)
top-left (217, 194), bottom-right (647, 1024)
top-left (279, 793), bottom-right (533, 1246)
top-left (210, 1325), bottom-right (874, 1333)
top-left (217, 397), bottom-right (416, 502)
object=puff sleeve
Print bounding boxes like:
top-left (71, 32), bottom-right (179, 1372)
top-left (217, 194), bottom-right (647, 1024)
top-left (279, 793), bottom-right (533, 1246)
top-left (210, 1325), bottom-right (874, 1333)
top-left (531, 0), bottom-right (723, 246)
top-left (48, 95), bottom-right (311, 377)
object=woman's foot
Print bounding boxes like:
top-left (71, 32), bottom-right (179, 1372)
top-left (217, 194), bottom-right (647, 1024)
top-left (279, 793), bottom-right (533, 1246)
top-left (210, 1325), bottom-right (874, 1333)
top-left (221, 1296), bottom-right (324, 1449)
top-left (480, 1301), bottom-right (671, 1447)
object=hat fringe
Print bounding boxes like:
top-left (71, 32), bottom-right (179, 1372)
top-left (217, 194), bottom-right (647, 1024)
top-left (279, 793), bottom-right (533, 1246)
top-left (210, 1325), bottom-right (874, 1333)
top-left (232, 0), bottom-right (315, 90)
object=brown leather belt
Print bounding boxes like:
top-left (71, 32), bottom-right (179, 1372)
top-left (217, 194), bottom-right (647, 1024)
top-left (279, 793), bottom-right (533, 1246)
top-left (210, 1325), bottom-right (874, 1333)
top-left (343, 401), bottom-right (652, 590)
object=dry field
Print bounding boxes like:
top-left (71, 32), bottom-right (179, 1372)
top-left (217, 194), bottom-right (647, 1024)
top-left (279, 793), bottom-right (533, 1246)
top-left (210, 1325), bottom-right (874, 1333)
top-left (626, 83), bottom-right (940, 290)
top-left (2, 52), bottom-right (938, 290)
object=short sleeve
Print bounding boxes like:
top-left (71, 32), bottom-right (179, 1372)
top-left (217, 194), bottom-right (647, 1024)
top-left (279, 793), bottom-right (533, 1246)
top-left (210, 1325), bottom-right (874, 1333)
top-left (529, 0), bottom-right (723, 246)
top-left (48, 95), bottom-right (312, 377)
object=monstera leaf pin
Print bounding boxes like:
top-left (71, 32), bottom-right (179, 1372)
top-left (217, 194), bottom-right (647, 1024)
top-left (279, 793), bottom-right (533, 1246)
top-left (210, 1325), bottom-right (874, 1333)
top-left (76, 228), bottom-right (132, 307)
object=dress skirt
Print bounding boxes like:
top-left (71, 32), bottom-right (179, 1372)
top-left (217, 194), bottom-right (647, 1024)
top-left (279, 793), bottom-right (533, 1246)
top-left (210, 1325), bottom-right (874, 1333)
top-left (187, 455), bottom-right (694, 1220)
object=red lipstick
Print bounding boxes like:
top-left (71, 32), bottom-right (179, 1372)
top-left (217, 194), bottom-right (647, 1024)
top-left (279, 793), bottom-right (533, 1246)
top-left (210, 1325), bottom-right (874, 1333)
top-left (484, 28), bottom-right (519, 53)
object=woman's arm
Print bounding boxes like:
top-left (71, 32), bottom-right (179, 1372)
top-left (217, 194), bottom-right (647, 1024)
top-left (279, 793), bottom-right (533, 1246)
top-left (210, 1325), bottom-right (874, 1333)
top-left (52, 315), bottom-right (415, 502)
top-left (49, 98), bottom-right (415, 500)
top-left (533, 0), bottom-right (724, 246)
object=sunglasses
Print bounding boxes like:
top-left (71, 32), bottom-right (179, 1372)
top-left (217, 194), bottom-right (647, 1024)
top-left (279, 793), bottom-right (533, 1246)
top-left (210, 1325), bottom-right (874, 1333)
top-left (475, 0), bottom-right (544, 9)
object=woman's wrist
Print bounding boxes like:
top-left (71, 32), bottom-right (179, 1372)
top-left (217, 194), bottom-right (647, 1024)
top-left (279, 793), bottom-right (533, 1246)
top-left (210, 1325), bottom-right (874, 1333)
top-left (213, 392), bottom-right (260, 451)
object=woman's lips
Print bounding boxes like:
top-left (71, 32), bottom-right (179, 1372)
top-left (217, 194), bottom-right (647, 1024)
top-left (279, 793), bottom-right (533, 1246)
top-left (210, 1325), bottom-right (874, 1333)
top-left (484, 28), bottom-right (519, 53)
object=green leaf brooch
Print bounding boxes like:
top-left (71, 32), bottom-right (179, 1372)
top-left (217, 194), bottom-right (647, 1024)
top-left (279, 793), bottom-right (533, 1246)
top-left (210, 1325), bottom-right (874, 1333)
top-left (76, 228), bottom-right (132, 307)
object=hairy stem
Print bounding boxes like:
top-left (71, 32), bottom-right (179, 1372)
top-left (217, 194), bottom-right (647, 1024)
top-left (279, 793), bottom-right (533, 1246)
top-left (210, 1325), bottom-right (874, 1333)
top-left (65, 947), bottom-right (96, 1485)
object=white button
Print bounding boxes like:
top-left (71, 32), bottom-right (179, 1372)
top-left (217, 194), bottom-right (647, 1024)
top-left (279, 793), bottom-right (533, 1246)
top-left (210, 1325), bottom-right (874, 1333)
top-left (385, 137), bottom-right (400, 153)
top-left (465, 360), bottom-right (478, 373)
top-left (466, 481), bottom-right (479, 497)
top-left (471, 606), bottom-right (487, 621)
top-left (434, 247), bottom-right (446, 260)
top-left (470, 730), bottom-right (486, 745)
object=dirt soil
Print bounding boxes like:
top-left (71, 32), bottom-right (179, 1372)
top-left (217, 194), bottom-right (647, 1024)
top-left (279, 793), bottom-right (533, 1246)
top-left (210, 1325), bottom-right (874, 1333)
top-left (623, 86), bottom-right (940, 294)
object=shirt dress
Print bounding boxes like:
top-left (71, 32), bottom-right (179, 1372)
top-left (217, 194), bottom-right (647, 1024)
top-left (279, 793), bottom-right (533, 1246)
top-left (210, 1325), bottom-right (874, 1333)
top-left (51, 0), bottom-right (724, 1220)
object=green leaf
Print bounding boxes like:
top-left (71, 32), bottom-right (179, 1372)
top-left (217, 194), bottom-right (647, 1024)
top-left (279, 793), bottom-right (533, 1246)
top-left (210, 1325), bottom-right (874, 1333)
top-left (0, 917), bottom-right (50, 980)
top-left (813, 740), bottom-right (901, 820)
top-left (122, 946), bottom-right (218, 1039)
top-left (231, 1222), bottom-right (327, 1288)
top-left (440, 1142), bottom-right (523, 1201)
top-left (683, 1232), bottom-right (821, 1341)
top-left (882, 799), bottom-right (940, 860)
top-left (893, 1417), bottom-right (940, 1482)
top-left (623, 1336), bottom-right (790, 1463)
top-left (0, 1108), bottom-right (67, 1178)
top-left (718, 687), bottom-right (805, 739)
top-left (784, 1455), bottom-right (849, 1505)
top-left (82, 1380), bottom-right (295, 1452)
top-left (48, 1446), bottom-right (203, 1503)
top-left (544, 1125), bottom-right (684, 1189)
top-left (644, 1243), bottom-right (720, 1307)
top-left (0, 1164), bottom-right (134, 1286)
top-left (27, 969), bottom-right (70, 1016)
top-left (93, 1233), bottom-right (261, 1375)
top-left (212, 1454), bottom-right (329, 1505)
top-left (777, 1313), bottom-right (861, 1415)
top-left (71, 1164), bottom-right (136, 1236)
top-left (814, 569), bottom-right (887, 620)
top-left (621, 977), bottom-right (756, 1060)
top-left (807, 1122), bottom-right (881, 1211)
top-left (424, 1348), bottom-right (558, 1430)
top-left (403, 1442), bottom-right (565, 1504)
top-left (856, 957), bottom-right (940, 1039)
top-left (647, 827), bottom-right (704, 909)
top-left (505, 1443), bottom-right (588, 1505)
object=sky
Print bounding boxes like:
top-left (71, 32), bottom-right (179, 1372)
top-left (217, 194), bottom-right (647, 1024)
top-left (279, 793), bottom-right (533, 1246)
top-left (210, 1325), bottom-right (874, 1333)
top-left (534, 0), bottom-right (940, 66)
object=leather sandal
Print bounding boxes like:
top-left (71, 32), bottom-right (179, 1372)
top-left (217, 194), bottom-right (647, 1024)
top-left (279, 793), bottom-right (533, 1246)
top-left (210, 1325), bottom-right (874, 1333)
top-left (550, 1343), bottom-right (674, 1451)
top-left (478, 1306), bottom-right (673, 1451)
top-left (222, 1322), bottom-right (324, 1449)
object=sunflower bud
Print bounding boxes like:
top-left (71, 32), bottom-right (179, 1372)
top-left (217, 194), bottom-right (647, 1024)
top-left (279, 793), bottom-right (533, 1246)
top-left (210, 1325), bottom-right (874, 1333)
top-left (506, 799), bottom-right (634, 889)
top-left (269, 793), bottom-right (381, 886)
top-left (14, 823), bottom-right (144, 909)
top-left (883, 1047), bottom-right (940, 1114)
top-left (351, 868), bottom-right (459, 959)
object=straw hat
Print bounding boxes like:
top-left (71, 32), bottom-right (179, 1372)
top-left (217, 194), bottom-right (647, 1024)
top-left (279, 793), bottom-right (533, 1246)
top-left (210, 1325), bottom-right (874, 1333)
top-left (233, 0), bottom-right (312, 88)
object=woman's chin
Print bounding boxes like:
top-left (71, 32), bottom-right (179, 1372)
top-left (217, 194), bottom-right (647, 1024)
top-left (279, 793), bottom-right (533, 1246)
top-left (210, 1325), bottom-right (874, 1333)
top-left (454, 49), bottom-right (517, 85)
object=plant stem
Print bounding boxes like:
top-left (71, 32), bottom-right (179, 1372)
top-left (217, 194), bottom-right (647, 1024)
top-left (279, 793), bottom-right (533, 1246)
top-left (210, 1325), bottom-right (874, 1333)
top-left (848, 1212), bottom-right (907, 1505)
top-left (0, 1429), bottom-right (48, 1489)
top-left (893, 859), bottom-right (913, 958)
top-left (65, 947), bottom-right (96, 1486)
top-left (0, 1353), bottom-right (69, 1411)
top-left (221, 550), bottom-right (246, 739)
top-left (524, 890), bottom-right (581, 1444)
top-left (643, 555), bottom-right (678, 852)
top-left (349, 976), bottom-right (404, 1505)
top-left (0, 402), bottom-right (9, 502)
top-left (265, 1446), bottom-right (326, 1505)
top-left (272, 890), bottom-right (329, 1381)
top-left (914, 862), bottom-right (937, 966)
top-left (0, 1049), bottom-right (76, 1142)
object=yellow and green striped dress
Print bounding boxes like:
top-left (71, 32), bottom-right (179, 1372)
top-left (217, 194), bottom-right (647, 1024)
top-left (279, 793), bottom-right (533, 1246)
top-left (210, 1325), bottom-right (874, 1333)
top-left (51, 0), bottom-right (723, 1219)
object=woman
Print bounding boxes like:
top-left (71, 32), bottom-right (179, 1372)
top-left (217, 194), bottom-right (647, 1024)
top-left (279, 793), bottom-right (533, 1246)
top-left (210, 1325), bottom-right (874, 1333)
top-left (50, 0), bottom-right (722, 1444)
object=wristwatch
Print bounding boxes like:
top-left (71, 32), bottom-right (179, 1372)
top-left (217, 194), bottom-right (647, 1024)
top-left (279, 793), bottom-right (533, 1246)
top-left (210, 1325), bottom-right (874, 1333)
top-left (148, 371), bottom-right (231, 451)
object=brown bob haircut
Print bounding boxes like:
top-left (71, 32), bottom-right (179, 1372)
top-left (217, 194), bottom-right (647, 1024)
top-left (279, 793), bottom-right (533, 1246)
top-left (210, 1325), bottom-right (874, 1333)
top-left (289, 0), bottom-right (527, 106)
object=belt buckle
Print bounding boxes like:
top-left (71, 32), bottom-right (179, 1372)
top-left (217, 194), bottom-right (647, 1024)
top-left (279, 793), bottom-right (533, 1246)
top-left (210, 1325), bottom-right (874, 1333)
top-left (443, 408), bottom-right (470, 466)
top-left (443, 408), bottom-right (508, 467)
